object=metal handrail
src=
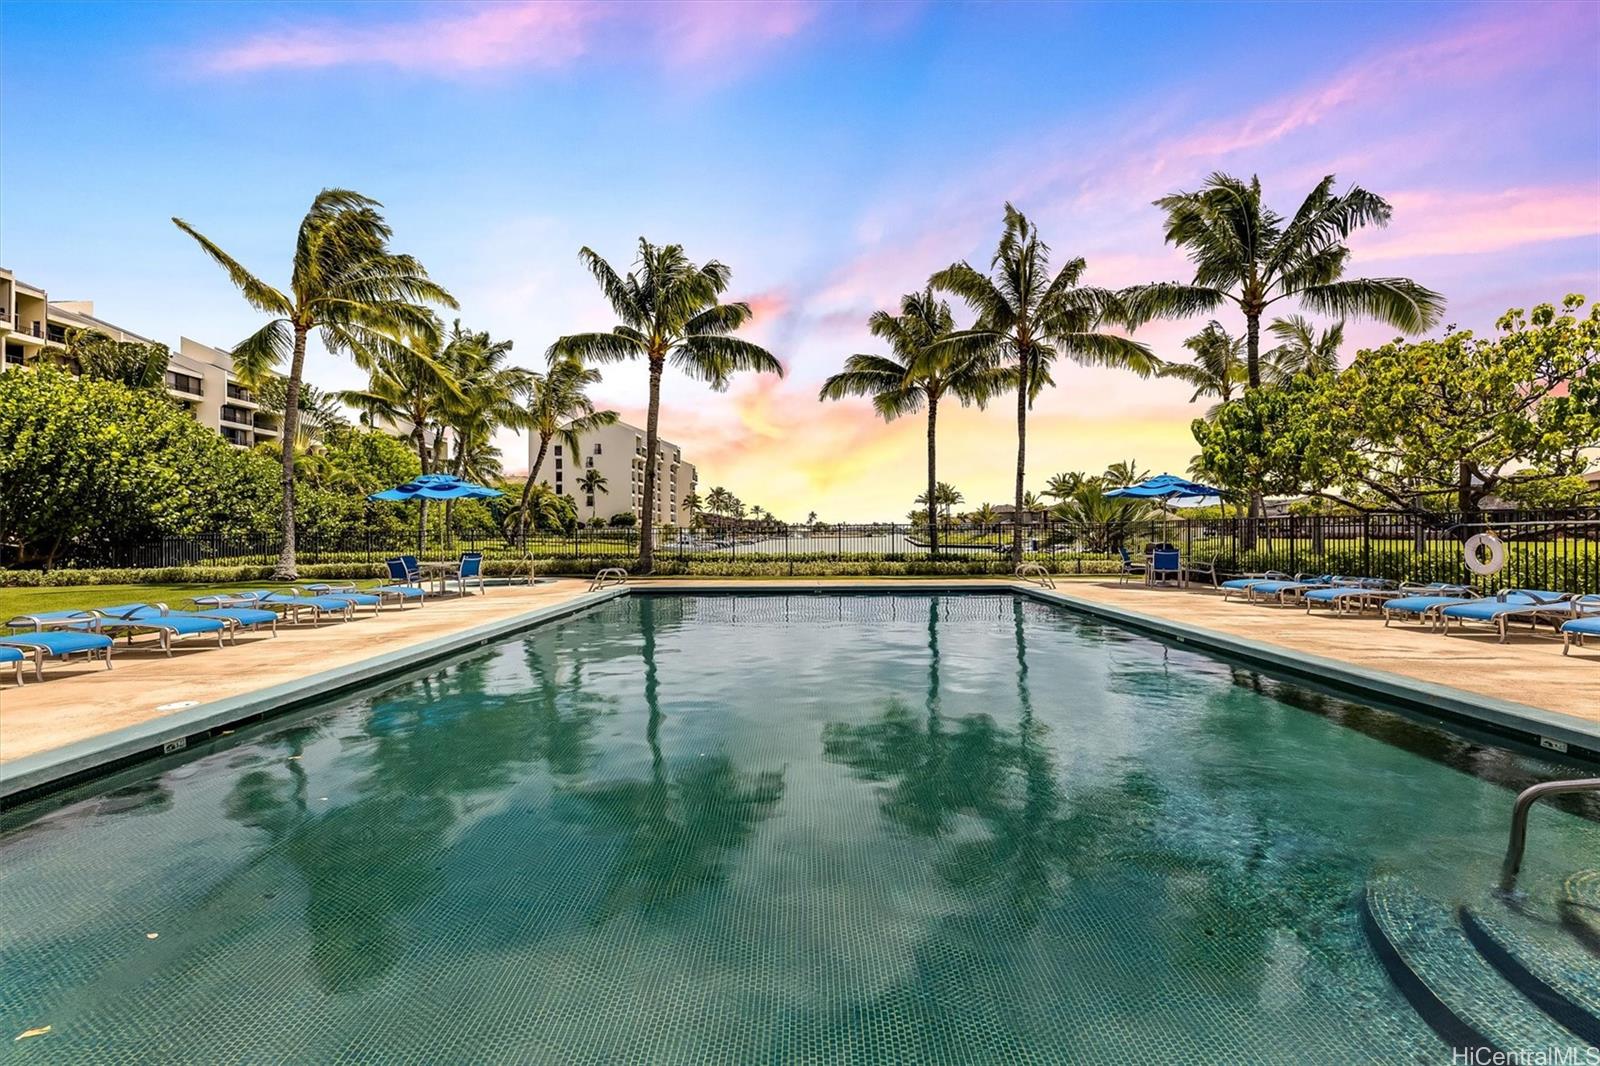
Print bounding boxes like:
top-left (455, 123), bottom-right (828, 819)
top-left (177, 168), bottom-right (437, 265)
top-left (589, 567), bottom-right (628, 592)
top-left (1499, 777), bottom-right (1600, 893)
top-left (1014, 562), bottom-right (1055, 590)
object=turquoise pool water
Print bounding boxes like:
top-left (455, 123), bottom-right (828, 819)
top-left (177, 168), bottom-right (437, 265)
top-left (2, 594), bottom-right (1596, 1062)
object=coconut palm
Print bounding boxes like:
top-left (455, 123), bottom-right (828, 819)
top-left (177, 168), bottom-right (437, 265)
top-left (820, 287), bottom-right (996, 555)
top-left (933, 204), bottom-right (1159, 564)
top-left (550, 240), bottom-right (783, 571)
top-left (440, 322), bottom-right (530, 481)
top-left (705, 486), bottom-right (735, 517)
top-left (515, 360), bottom-right (619, 539)
top-left (1127, 173), bottom-right (1442, 390)
top-left (1102, 460), bottom-right (1148, 488)
top-left (577, 468), bottom-right (608, 521)
top-left (1264, 314), bottom-right (1344, 384)
top-left (1159, 321), bottom-right (1246, 416)
top-left (970, 502), bottom-right (1001, 526)
top-left (174, 189), bottom-right (454, 578)
top-left (805, 510), bottom-right (818, 526)
top-left (1043, 471), bottom-right (1088, 503)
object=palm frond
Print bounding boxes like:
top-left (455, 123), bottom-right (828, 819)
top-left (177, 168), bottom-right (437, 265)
top-left (172, 218), bottom-right (293, 315)
top-left (1297, 277), bottom-right (1445, 333)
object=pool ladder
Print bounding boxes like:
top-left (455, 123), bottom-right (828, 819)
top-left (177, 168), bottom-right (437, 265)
top-left (1014, 563), bottom-right (1056, 590)
top-left (1500, 776), bottom-right (1600, 893)
top-left (589, 567), bottom-right (629, 592)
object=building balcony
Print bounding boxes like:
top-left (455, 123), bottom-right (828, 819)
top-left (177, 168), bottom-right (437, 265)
top-left (220, 428), bottom-right (251, 448)
top-left (166, 374), bottom-right (203, 397)
top-left (220, 406), bottom-right (254, 428)
top-left (225, 383), bottom-right (259, 407)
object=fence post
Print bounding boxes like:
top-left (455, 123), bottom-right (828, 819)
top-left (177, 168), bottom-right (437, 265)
top-left (1362, 513), bottom-right (1372, 578)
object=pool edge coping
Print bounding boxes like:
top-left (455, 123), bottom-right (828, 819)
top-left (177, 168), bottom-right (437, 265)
top-left (0, 586), bottom-right (628, 802)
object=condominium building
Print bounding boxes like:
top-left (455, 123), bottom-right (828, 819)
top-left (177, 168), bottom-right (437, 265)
top-left (1, 267), bottom-right (279, 448)
top-left (531, 420), bottom-right (698, 526)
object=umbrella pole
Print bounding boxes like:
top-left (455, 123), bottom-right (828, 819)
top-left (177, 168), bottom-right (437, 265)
top-left (418, 499), bottom-right (427, 558)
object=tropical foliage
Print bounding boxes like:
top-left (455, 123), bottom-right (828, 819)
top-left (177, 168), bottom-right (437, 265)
top-left (934, 204), bottom-right (1159, 563)
top-left (174, 188), bottom-right (454, 577)
top-left (551, 239), bottom-right (782, 571)
top-left (820, 287), bottom-right (995, 553)
top-left (516, 359), bottom-right (617, 537)
top-left (31, 328), bottom-right (170, 389)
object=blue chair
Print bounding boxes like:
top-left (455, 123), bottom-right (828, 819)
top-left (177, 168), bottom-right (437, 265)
top-left (1117, 548), bottom-right (1146, 585)
top-left (298, 584), bottom-right (384, 615)
top-left (211, 590), bottom-right (356, 627)
top-left (1149, 548), bottom-right (1183, 587)
top-left (386, 557), bottom-right (424, 588)
top-left (0, 628), bottom-right (115, 676)
top-left (444, 552), bottom-right (485, 596)
top-left (1220, 571), bottom-right (1290, 602)
top-left (1438, 589), bottom-right (1573, 643)
top-left (0, 645), bottom-right (30, 685)
top-left (90, 603), bottom-right (228, 655)
top-left (1381, 586), bottom-right (1478, 627)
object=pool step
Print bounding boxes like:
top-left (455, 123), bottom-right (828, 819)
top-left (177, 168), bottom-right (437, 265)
top-left (1459, 906), bottom-right (1600, 1046)
top-left (1361, 878), bottom-right (1595, 1055)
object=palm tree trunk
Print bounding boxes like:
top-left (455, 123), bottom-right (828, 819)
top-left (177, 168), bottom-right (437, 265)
top-left (1012, 370), bottom-right (1027, 566)
top-left (1244, 311), bottom-right (1265, 525)
top-left (516, 433), bottom-right (551, 542)
top-left (272, 324), bottom-right (308, 580)
top-left (926, 392), bottom-right (939, 557)
top-left (638, 356), bottom-right (664, 573)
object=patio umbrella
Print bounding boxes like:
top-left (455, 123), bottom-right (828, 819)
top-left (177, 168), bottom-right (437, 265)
top-left (370, 474), bottom-right (503, 554)
top-left (1106, 473), bottom-right (1223, 542)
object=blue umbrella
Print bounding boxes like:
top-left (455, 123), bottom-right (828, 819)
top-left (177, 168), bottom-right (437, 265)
top-left (1106, 474), bottom-right (1224, 543)
top-left (369, 473), bottom-right (504, 503)
top-left (370, 474), bottom-right (503, 554)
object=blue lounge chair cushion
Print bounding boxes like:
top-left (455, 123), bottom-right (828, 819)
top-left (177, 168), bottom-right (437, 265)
top-left (1385, 594), bottom-right (1472, 617)
top-left (253, 592), bottom-right (355, 612)
top-left (1439, 592), bottom-right (1568, 621)
top-left (322, 591), bottom-right (381, 606)
top-left (191, 607), bottom-right (279, 628)
top-left (1303, 587), bottom-right (1370, 603)
top-left (375, 585), bottom-right (424, 599)
top-left (0, 646), bottom-right (24, 663)
top-left (0, 631), bottom-right (114, 656)
top-left (1561, 616), bottom-right (1600, 636)
top-left (97, 605), bottom-right (227, 635)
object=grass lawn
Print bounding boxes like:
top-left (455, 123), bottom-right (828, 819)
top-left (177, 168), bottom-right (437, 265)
top-left (0, 581), bottom-right (382, 622)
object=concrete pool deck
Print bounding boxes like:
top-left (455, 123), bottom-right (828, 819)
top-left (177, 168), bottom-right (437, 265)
top-left (2, 577), bottom-right (1597, 798)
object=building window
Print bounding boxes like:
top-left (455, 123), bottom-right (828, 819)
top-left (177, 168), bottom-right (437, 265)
top-left (593, 443), bottom-right (602, 455)
top-left (554, 457), bottom-right (562, 470)
top-left (554, 445), bottom-right (562, 456)
top-left (586, 457), bottom-right (594, 468)
top-left (586, 495), bottom-right (595, 507)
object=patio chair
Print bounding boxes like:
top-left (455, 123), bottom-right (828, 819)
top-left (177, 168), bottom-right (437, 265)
top-left (1117, 548), bottom-right (1146, 585)
top-left (0, 628), bottom-right (114, 676)
top-left (0, 645), bottom-right (31, 685)
top-left (441, 551), bottom-right (486, 596)
top-left (1560, 595), bottom-right (1600, 656)
top-left (1182, 556), bottom-right (1220, 589)
top-left (1149, 548), bottom-right (1184, 587)
top-left (1380, 586), bottom-right (1479, 628)
top-left (89, 603), bottom-right (229, 655)
top-left (211, 590), bottom-right (356, 627)
top-left (1219, 571), bottom-right (1291, 602)
top-left (385, 557), bottom-right (425, 588)
top-left (1438, 589), bottom-right (1574, 643)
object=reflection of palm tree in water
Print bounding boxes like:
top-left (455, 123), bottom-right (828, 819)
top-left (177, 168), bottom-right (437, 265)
top-left (573, 596), bottom-right (784, 922)
top-left (221, 648), bottom-right (616, 992)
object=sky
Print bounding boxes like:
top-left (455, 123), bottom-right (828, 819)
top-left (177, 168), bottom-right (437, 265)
top-left (3, 0), bottom-right (1597, 520)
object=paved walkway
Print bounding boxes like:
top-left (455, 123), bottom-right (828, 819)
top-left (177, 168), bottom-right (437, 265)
top-left (0, 581), bottom-right (595, 765)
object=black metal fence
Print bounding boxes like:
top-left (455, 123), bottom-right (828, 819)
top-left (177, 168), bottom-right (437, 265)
top-left (50, 507), bottom-right (1600, 592)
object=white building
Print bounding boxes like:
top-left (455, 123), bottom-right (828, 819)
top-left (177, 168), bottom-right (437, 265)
top-left (531, 419), bottom-right (698, 526)
top-left (1, 267), bottom-right (279, 448)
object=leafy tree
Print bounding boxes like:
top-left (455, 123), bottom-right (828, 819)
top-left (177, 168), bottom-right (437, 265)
top-left (0, 368), bottom-right (274, 565)
top-left (174, 188), bottom-right (454, 578)
top-left (516, 359), bottom-right (618, 538)
top-left (934, 204), bottom-right (1158, 563)
top-left (1159, 321), bottom-right (1246, 417)
top-left (820, 287), bottom-right (996, 554)
top-left (32, 327), bottom-right (170, 389)
top-left (608, 511), bottom-right (637, 528)
top-left (551, 239), bottom-right (782, 571)
top-left (1128, 172), bottom-right (1443, 389)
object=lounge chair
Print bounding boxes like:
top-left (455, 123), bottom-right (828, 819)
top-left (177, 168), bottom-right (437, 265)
top-left (1220, 571), bottom-right (1290, 602)
top-left (185, 601), bottom-right (280, 636)
top-left (304, 581), bottom-right (424, 610)
top-left (1438, 589), bottom-right (1573, 643)
top-left (208, 590), bottom-right (356, 627)
top-left (90, 603), bottom-right (229, 654)
top-left (1244, 574), bottom-right (1351, 606)
top-left (1380, 586), bottom-right (1479, 628)
top-left (0, 628), bottom-right (115, 676)
top-left (440, 552), bottom-right (485, 596)
top-left (1560, 595), bottom-right (1600, 656)
top-left (1301, 579), bottom-right (1400, 616)
top-left (0, 645), bottom-right (30, 685)
top-left (296, 585), bottom-right (384, 615)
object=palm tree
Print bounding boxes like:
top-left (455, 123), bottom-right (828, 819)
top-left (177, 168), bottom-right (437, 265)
top-left (705, 486), bottom-right (735, 517)
top-left (550, 239), bottom-right (783, 572)
top-left (1264, 314), bottom-right (1343, 384)
top-left (970, 502), bottom-right (1001, 526)
top-left (578, 468), bottom-right (607, 522)
top-left (684, 491), bottom-right (703, 529)
top-left (805, 510), bottom-right (817, 526)
top-left (934, 204), bottom-right (1159, 564)
top-left (1103, 460), bottom-right (1148, 488)
top-left (819, 287), bottom-right (995, 554)
top-left (33, 328), bottom-right (169, 389)
top-left (1159, 320), bottom-right (1246, 416)
top-left (174, 189), bottom-right (454, 578)
top-left (516, 360), bottom-right (619, 539)
top-left (1043, 471), bottom-right (1087, 503)
top-left (1128, 172), bottom-right (1443, 390)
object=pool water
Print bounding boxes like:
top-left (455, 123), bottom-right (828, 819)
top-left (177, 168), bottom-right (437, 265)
top-left (3, 594), bottom-right (1596, 1063)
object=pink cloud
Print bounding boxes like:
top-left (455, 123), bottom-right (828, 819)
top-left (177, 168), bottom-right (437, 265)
top-left (204, 0), bottom-right (827, 77)
top-left (1355, 186), bottom-right (1600, 260)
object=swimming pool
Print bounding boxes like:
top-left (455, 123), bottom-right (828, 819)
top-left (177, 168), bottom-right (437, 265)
top-left (3, 593), bottom-right (1596, 1062)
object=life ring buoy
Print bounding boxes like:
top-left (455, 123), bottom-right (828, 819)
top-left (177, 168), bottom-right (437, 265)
top-left (1464, 533), bottom-right (1506, 576)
